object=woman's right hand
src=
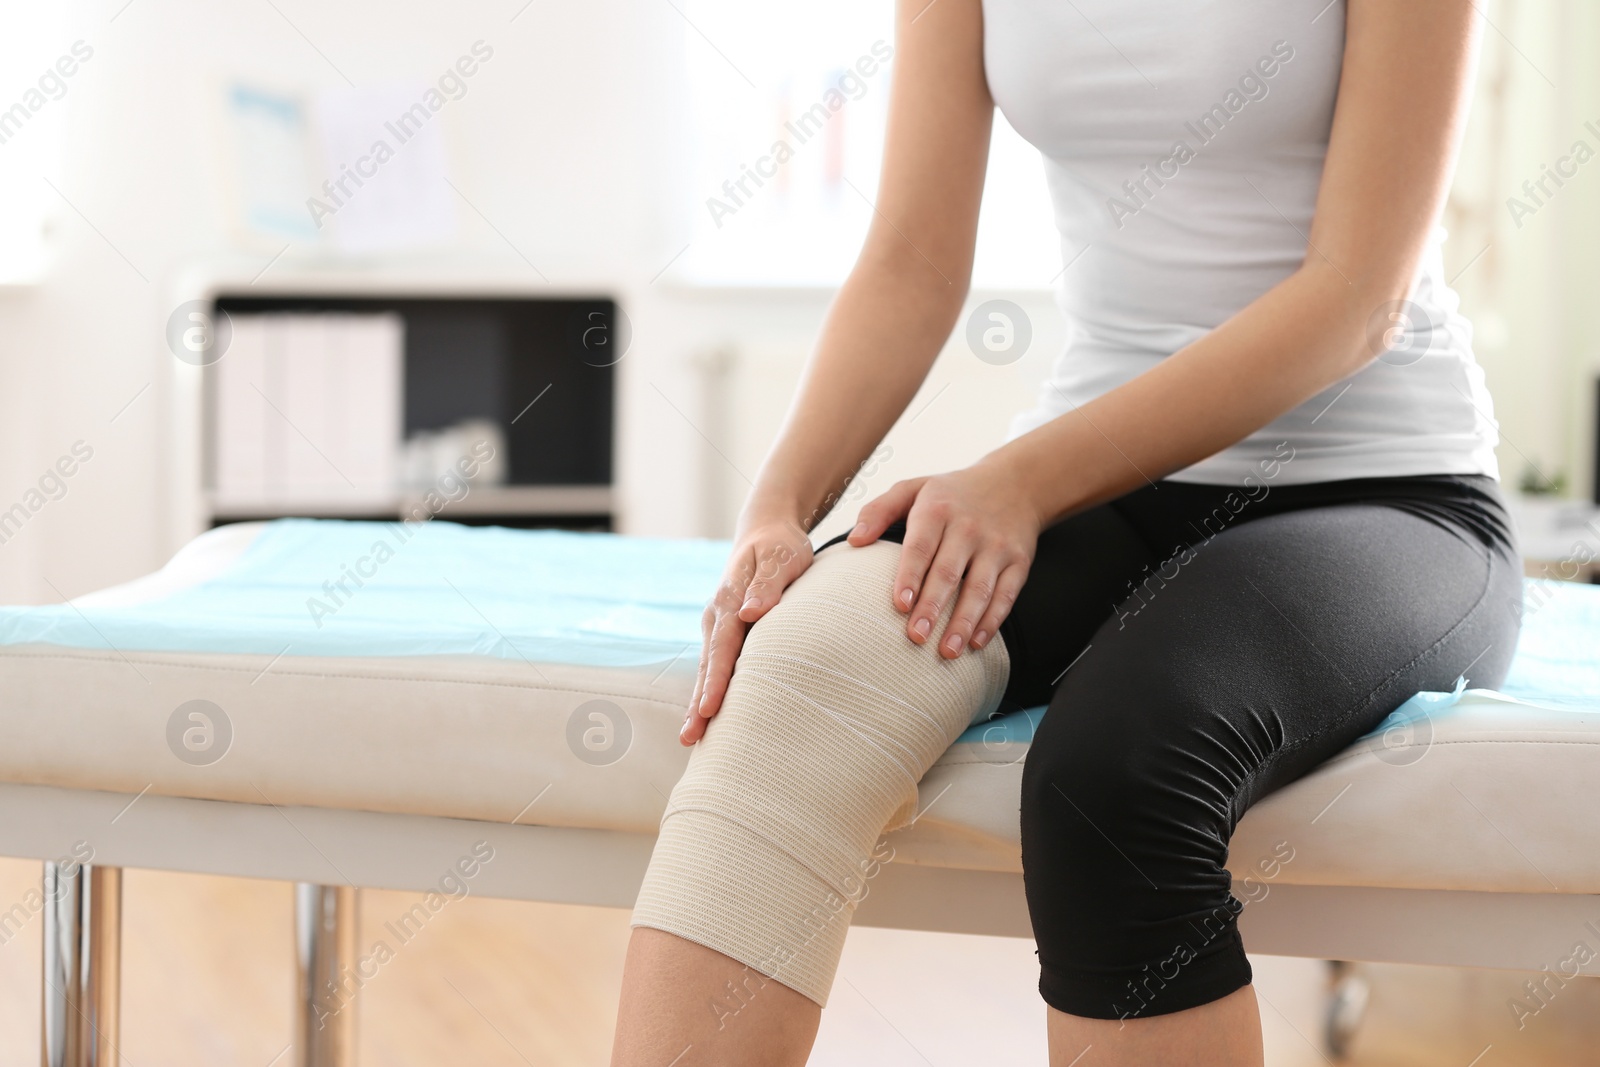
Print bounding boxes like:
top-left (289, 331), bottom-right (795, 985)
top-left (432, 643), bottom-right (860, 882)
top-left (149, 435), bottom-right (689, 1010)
top-left (681, 519), bottom-right (815, 745)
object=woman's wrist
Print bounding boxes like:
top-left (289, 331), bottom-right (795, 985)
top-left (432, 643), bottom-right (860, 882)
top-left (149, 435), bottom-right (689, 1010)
top-left (974, 446), bottom-right (1052, 529)
top-left (975, 432), bottom-right (1096, 530)
top-left (736, 491), bottom-right (810, 540)
top-left (740, 472), bottom-right (859, 538)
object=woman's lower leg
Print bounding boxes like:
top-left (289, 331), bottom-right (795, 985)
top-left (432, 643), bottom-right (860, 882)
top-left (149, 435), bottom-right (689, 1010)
top-left (611, 928), bottom-right (821, 1067)
top-left (1046, 985), bottom-right (1263, 1067)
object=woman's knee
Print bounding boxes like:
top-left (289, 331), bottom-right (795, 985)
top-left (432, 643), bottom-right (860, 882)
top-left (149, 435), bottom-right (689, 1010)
top-left (1019, 702), bottom-right (1225, 898)
top-left (631, 541), bottom-right (1010, 1006)
top-left (727, 540), bottom-right (1010, 750)
top-left (1020, 657), bottom-right (1228, 838)
top-left (1018, 678), bottom-right (1252, 1020)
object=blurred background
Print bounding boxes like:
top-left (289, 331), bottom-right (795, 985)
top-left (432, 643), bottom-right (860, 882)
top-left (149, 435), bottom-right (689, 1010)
top-left (0, 0), bottom-right (1596, 1063)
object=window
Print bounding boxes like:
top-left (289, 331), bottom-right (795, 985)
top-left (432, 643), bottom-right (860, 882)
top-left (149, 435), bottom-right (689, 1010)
top-left (675, 0), bottom-right (1058, 289)
top-left (0, 8), bottom-right (82, 285)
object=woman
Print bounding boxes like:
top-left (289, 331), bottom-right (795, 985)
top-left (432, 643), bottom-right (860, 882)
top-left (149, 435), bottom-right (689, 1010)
top-left (614, 1), bottom-right (1520, 1063)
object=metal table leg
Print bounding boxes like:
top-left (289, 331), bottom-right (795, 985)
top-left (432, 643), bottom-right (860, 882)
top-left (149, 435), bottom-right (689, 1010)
top-left (1324, 959), bottom-right (1371, 1060)
top-left (295, 883), bottom-right (359, 1067)
top-left (42, 862), bottom-right (121, 1067)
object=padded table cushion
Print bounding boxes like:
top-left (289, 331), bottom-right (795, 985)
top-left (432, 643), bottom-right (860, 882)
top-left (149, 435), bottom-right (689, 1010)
top-left (2, 520), bottom-right (1597, 893)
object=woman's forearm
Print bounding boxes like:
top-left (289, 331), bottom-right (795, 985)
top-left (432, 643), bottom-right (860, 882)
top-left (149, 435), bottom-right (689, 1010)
top-left (742, 243), bottom-right (968, 534)
top-left (733, 0), bottom-right (992, 538)
top-left (989, 260), bottom-right (1393, 527)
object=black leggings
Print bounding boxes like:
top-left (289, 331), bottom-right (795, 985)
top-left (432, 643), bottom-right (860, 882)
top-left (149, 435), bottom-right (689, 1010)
top-left (828, 473), bottom-right (1522, 1019)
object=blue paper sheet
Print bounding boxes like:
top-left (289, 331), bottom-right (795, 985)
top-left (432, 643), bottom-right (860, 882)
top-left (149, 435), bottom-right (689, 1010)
top-left (0, 519), bottom-right (729, 668)
top-left (3, 519), bottom-right (1596, 732)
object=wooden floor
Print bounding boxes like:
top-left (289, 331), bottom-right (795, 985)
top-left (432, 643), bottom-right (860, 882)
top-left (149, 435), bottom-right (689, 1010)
top-left (0, 859), bottom-right (1594, 1066)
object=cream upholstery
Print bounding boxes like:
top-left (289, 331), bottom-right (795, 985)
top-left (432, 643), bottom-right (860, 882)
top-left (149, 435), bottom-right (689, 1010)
top-left (902, 694), bottom-right (1600, 894)
top-left (2, 523), bottom-right (1596, 898)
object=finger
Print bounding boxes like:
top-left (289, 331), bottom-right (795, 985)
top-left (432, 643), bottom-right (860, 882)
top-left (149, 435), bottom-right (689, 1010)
top-left (681, 706), bottom-right (709, 745)
top-left (738, 540), bottom-right (811, 623)
top-left (907, 530), bottom-right (974, 646)
top-left (682, 670), bottom-right (706, 744)
top-left (686, 655), bottom-right (706, 720)
top-left (681, 611), bottom-right (716, 743)
top-left (695, 611), bottom-right (747, 721)
top-left (849, 479), bottom-right (925, 546)
top-left (683, 618), bottom-right (728, 745)
top-left (891, 506), bottom-right (944, 616)
top-left (686, 604), bottom-right (715, 706)
top-left (970, 562), bottom-right (1028, 651)
top-left (940, 554), bottom-right (1004, 658)
top-left (681, 713), bottom-right (709, 746)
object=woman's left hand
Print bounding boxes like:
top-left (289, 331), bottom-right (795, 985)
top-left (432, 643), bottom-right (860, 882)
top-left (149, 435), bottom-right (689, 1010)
top-left (847, 458), bottom-right (1041, 659)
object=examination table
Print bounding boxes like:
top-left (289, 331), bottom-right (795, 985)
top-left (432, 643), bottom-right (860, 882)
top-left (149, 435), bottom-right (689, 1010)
top-left (2, 518), bottom-right (1597, 1065)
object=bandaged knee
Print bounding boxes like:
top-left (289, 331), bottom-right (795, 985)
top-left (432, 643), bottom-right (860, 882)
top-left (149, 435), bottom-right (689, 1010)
top-left (630, 540), bottom-right (1009, 1006)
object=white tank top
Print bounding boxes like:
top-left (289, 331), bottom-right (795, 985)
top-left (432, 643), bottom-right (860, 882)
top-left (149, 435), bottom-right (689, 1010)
top-left (985, 0), bottom-right (1500, 485)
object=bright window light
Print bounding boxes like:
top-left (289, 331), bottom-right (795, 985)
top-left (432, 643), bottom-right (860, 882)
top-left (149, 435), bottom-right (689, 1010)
top-left (0, 7), bottom-right (76, 285)
top-left (677, 0), bottom-right (1058, 289)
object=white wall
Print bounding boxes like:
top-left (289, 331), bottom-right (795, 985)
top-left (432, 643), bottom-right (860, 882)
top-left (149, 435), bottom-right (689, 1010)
top-left (645, 285), bottom-right (1068, 545)
top-left (0, 0), bottom-right (692, 601)
top-left (0, 0), bottom-right (1596, 606)
top-left (1446, 0), bottom-right (1599, 499)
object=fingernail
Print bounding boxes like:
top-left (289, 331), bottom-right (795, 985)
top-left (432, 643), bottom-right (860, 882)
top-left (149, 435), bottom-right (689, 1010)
top-left (850, 522), bottom-right (868, 539)
top-left (899, 589), bottom-right (914, 608)
top-left (944, 633), bottom-right (964, 654)
top-left (974, 629), bottom-right (989, 648)
top-left (741, 597), bottom-right (760, 614)
top-left (913, 617), bottom-right (931, 638)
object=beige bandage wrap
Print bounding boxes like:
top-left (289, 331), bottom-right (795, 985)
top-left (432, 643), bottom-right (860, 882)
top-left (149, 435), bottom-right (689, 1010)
top-left (631, 540), bottom-right (1010, 1006)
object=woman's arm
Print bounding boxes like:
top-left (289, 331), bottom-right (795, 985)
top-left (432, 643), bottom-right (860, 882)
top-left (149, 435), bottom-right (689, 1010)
top-left (742, 0), bottom-right (994, 532)
top-left (683, 0), bottom-right (994, 742)
top-left (853, 0), bottom-right (1484, 658)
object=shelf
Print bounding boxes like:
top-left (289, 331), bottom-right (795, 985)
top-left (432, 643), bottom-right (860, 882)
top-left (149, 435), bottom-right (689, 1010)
top-left (405, 485), bottom-right (613, 517)
top-left (206, 485), bottom-right (614, 523)
top-left (1508, 495), bottom-right (1600, 567)
top-left (168, 273), bottom-right (624, 548)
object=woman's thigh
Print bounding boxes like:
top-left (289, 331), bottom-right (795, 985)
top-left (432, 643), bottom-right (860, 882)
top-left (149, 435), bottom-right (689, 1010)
top-left (992, 502), bottom-right (1165, 710)
top-left (1017, 498), bottom-right (1522, 1018)
top-left (1069, 499), bottom-right (1519, 793)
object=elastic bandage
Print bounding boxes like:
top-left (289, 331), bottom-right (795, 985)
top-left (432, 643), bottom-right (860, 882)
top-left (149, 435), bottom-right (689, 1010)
top-left (631, 540), bottom-right (1009, 1006)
